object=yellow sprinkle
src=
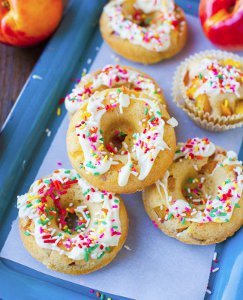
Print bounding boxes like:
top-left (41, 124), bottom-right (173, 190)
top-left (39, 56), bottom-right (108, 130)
top-left (82, 112), bottom-right (91, 119)
top-left (27, 195), bottom-right (38, 201)
top-left (104, 155), bottom-right (108, 162)
top-left (57, 107), bottom-right (61, 116)
top-left (98, 144), bottom-right (104, 151)
top-left (222, 59), bottom-right (241, 68)
top-left (224, 99), bottom-right (229, 107)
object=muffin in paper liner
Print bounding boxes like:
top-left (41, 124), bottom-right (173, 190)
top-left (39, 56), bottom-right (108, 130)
top-left (172, 50), bottom-right (243, 132)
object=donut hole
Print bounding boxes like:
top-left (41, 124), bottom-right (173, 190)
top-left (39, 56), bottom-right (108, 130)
top-left (182, 176), bottom-right (206, 209)
top-left (65, 212), bottom-right (79, 231)
top-left (107, 130), bottom-right (127, 153)
top-left (122, 1), bottom-right (155, 28)
top-left (102, 118), bottom-right (140, 155)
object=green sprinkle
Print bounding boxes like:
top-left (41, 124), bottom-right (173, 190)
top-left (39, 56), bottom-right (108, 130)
top-left (89, 244), bottom-right (99, 252)
top-left (119, 131), bottom-right (126, 137)
top-left (26, 203), bottom-right (32, 208)
top-left (156, 111), bottom-right (162, 116)
top-left (149, 116), bottom-right (155, 122)
top-left (175, 150), bottom-right (181, 154)
top-left (199, 73), bottom-right (203, 79)
top-left (117, 88), bottom-right (121, 93)
top-left (219, 212), bottom-right (227, 216)
top-left (105, 246), bottom-right (111, 252)
top-left (83, 188), bottom-right (90, 196)
top-left (94, 172), bottom-right (100, 176)
top-left (24, 231), bottom-right (31, 236)
top-left (44, 179), bottom-right (51, 184)
top-left (167, 212), bottom-right (173, 220)
top-left (100, 129), bottom-right (103, 134)
top-left (98, 252), bottom-right (105, 259)
top-left (64, 170), bottom-right (71, 174)
top-left (86, 161), bottom-right (96, 169)
top-left (114, 199), bottom-right (119, 203)
top-left (225, 179), bottom-right (231, 184)
top-left (181, 217), bottom-right (186, 225)
top-left (145, 17), bottom-right (151, 25)
top-left (144, 107), bottom-right (148, 115)
top-left (75, 225), bottom-right (85, 230)
top-left (235, 203), bottom-right (240, 208)
top-left (84, 249), bottom-right (89, 262)
top-left (100, 294), bottom-right (105, 300)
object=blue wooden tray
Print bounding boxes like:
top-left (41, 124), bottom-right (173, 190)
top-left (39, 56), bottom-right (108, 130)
top-left (0, 0), bottom-right (242, 299)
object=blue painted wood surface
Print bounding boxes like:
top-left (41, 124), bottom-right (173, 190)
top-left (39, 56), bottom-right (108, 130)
top-left (0, 0), bottom-right (242, 299)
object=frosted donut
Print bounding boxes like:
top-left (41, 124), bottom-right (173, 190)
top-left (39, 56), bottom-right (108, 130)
top-left (100, 0), bottom-right (187, 64)
top-left (17, 169), bottom-right (128, 274)
top-left (143, 138), bottom-right (243, 245)
top-left (67, 88), bottom-right (177, 194)
top-left (65, 64), bottom-right (164, 115)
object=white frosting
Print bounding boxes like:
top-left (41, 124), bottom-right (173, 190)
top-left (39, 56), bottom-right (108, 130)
top-left (174, 137), bottom-right (216, 160)
top-left (118, 153), bottom-right (132, 186)
top-left (186, 58), bottom-right (243, 116)
top-left (65, 65), bottom-right (160, 114)
top-left (75, 90), bottom-right (172, 186)
top-left (17, 169), bottom-right (121, 261)
top-left (118, 92), bottom-right (130, 113)
top-left (104, 0), bottom-right (177, 52)
top-left (134, 0), bottom-right (175, 14)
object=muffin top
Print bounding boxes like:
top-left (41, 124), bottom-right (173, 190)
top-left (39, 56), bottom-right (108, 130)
top-left (183, 56), bottom-right (243, 117)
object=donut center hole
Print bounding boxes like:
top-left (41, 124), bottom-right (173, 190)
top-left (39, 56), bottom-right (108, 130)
top-left (182, 176), bottom-right (206, 209)
top-left (65, 212), bottom-right (79, 231)
top-left (122, 1), bottom-right (154, 27)
top-left (102, 117), bottom-right (140, 155)
top-left (106, 130), bottom-right (127, 154)
top-left (132, 10), bottom-right (153, 27)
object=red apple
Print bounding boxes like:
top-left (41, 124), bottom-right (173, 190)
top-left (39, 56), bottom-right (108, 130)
top-left (0, 0), bottom-right (63, 47)
top-left (199, 0), bottom-right (243, 49)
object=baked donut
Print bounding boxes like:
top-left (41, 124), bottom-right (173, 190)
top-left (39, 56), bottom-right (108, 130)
top-left (67, 87), bottom-right (177, 194)
top-left (100, 0), bottom-right (187, 64)
top-left (17, 169), bottom-right (128, 274)
top-left (65, 64), bottom-right (164, 116)
top-left (143, 137), bottom-right (243, 245)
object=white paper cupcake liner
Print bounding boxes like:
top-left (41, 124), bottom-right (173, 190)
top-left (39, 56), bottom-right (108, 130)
top-left (172, 50), bottom-right (243, 132)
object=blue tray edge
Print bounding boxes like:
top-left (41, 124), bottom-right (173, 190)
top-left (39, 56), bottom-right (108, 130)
top-left (0, 1), bottom-right (242, 300)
